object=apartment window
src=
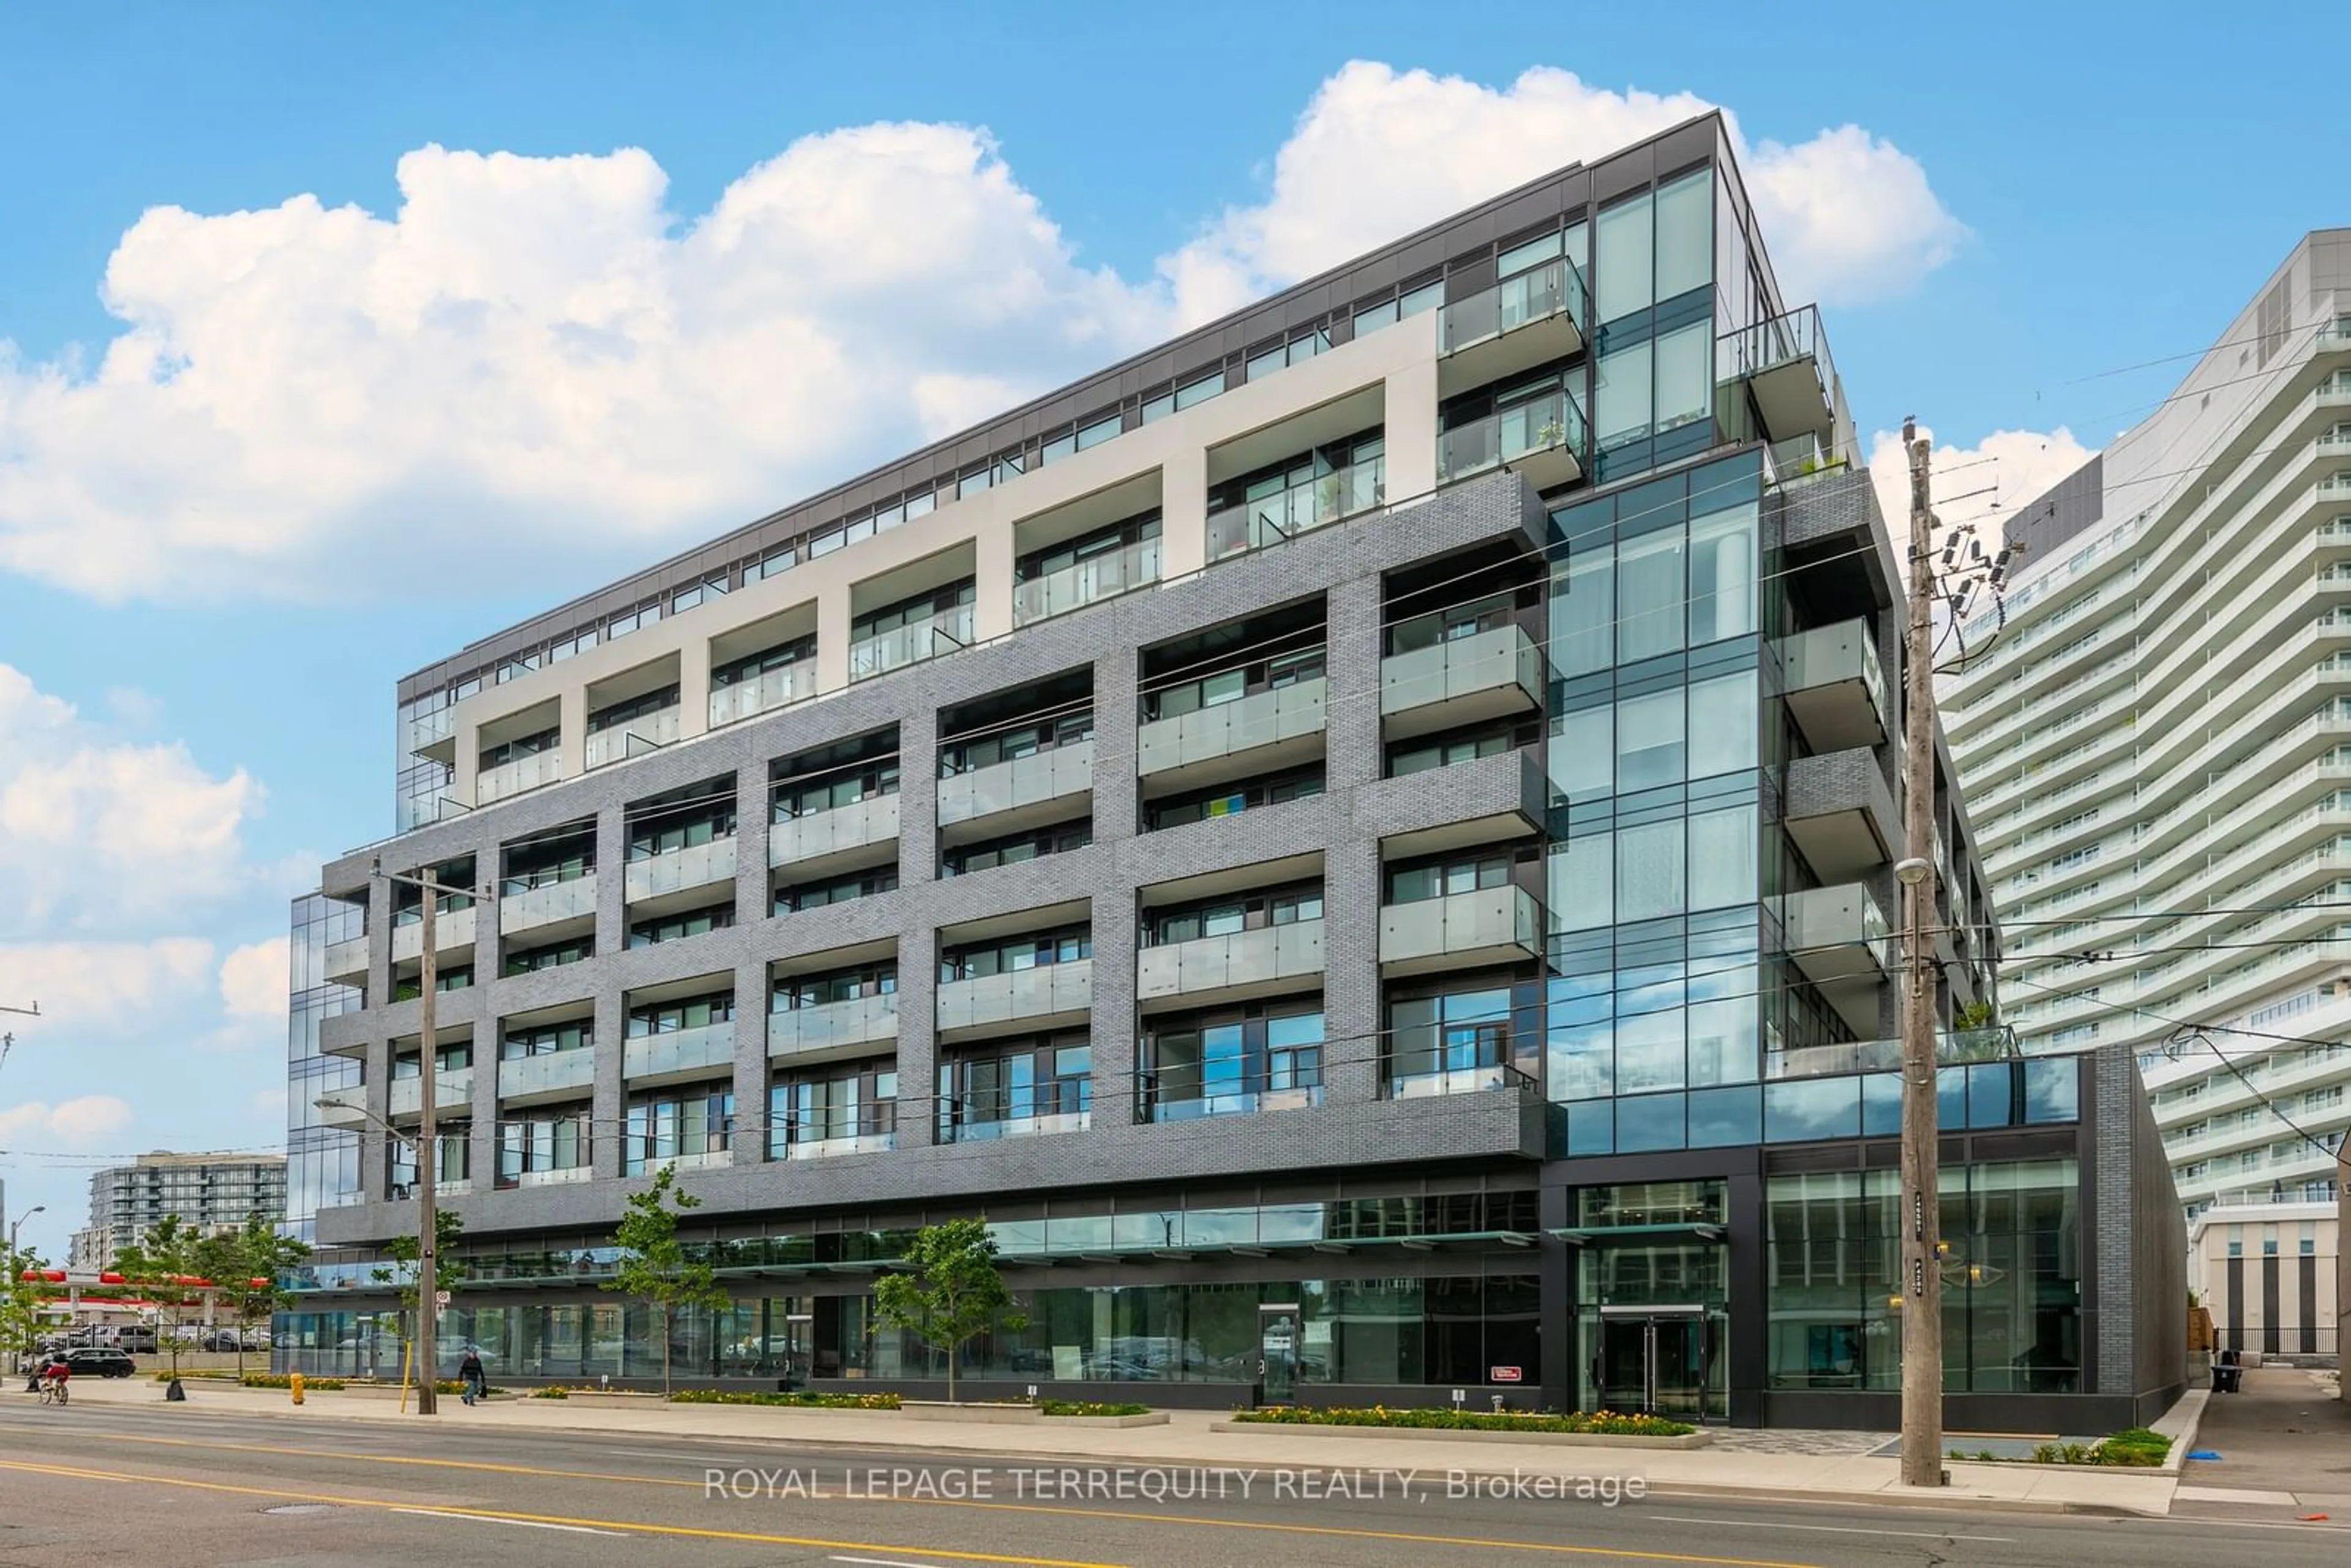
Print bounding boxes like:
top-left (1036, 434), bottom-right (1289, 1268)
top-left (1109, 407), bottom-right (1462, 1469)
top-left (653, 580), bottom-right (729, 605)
top-left (480, 726), bottom-right (559, 770)
top-left (773, 867), bottom-right (898, 915)
top-left (622, 1087), bottom-right (733, 1174)
top-left (1146, 883), bottom-right (1324, 946)
top-left (942, 818), bottom-right (1093, 878)
top-left (712, 635), bottom-right (814, 689)
top-left (852, 579), bottom-right (975, 643)
top-left (938, 1036), bottom-right (1092, 1138)
top-left (773, 759), bottom-right (900, 820)
top-left (940, 712), bottom-right (1093, 775)
top-left (1141, 371), bottom-right (1226, 424)
top-left (1354, 277), bottom-right (1443, 336)
top-left (1387, 851), bottom-right (1520, 906)
top-left (1139, 1006), bottom-right (1326, 1122)
top-left (1386, 983), bottom-right (1519, 1089)
top-left (1245, 328), bottom-right (1331, 384)
top-left (1146, 766), bottom-right (1325, 829)
top-left (497, 1107), bottom-right (591, 1185)
top-left (1015, 512), bottom-right (1161, 586)
top-left (390, 967), bottom-right (473, 1002)
top-left (503, 936), bottom-right (591, 977)
top-left (1389, 719), bottom-right (1530, 779)
top-left (627, 904), bottom-right (735, 948)
top-left (772, 965), bottom-right (896, 1011)
top-left (768, 1065), bottom-right (898, 1157)
top-left (501, 1021), bottom-right (591, 1060)
top-left (941, 928), bottom-right (1091, 982)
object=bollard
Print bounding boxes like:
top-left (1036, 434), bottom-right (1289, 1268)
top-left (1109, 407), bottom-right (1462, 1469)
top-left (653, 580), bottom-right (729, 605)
top-left (290, 1371), bottom-right (305, 1406)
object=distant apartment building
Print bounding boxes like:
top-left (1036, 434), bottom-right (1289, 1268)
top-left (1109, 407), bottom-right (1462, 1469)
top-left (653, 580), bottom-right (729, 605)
top-left (1945, 231), bottom-right (2351, 1218)
top-left (2188, 1195), bottom-right (2338, 1361)
top-left (69, 1152), bottom-right (287, 1270)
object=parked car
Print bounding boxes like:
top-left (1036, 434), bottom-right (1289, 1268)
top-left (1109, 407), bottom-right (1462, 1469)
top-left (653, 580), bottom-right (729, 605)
top-left (105, 1326), bottom-right (159, 1355)
top-left (199, 1329), bottom-right (247, 1352)
top-left (59, 1347), bottom-right (137, 1378)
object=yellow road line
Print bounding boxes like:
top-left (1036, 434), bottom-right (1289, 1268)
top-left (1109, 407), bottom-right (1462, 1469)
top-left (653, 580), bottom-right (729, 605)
top-left (0, 1457), bottom-right (1122, 1567)
top-left (0, 1452), bottom-right (1825, 1567)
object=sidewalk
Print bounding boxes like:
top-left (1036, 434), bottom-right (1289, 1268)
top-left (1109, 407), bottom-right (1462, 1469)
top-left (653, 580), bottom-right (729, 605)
top-left (2174, 1365), bottom-right (2351, 1523)
top-left (58, 1377), bottom-right (2183, 1517)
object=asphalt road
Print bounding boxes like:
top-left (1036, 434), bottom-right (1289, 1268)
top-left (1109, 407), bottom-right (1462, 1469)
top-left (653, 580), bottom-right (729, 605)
top-left (1, 1394), bottom-right (2344, 1568)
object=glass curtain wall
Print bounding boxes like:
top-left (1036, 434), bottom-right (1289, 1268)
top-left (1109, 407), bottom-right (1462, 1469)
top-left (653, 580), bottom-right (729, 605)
top-left (284, 894), bottom-right (363, 1241)
top-left (1543, 455), bottom-right (1765, 1157)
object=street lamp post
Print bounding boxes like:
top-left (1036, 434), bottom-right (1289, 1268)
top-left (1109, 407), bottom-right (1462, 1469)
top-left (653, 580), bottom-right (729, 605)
top-left (7, 1206), bottom-right (44, 1252)
top-left (8, 1205), bottom-right (45, 1365)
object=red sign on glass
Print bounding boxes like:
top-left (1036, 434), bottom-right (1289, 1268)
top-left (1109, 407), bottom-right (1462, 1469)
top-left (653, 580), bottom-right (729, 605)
top-left (1490, 1366), bottom-right (1523, 1382)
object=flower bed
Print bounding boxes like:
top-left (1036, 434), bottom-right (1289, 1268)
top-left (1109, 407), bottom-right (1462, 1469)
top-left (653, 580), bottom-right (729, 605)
top-left (1217, 1405), bottom-right (1709, 1448)
top-left (1950, 1428), bottom-right (2170, 1468)
top-left (670, 1389), bottom-right (902, 1410)
top-left (1039, 1400), bottom-right (1152, 1418)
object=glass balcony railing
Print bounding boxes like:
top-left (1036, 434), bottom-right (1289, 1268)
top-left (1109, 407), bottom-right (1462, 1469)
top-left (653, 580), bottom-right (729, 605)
top-left (850, 605), bottom-right (975, 681)
top-left (937, 741), bottom-right (1093, 830)
top-left (1135, 680), bottom-right (1327, 778)
top-left (1135, 921), bottom-right (1325, 1003)
top-left (497, 871), bottom-right (598, 933)
top-left (497, 1048), bottom-right (596, 1101)
top-left (936, 960), bottom-right (1093, 1036)
top-left (1014, 540), bottom-right (1161, 625)
top-left (935, 1097), bottom-right (1091, 1144)
top-left (1438, 257), bottom-right (1586, 354)
top-left (1435, 391), bottom-right (1586, 484)
top-left (1764, 1027), bottom-right (2017, 1082)
top-left (1378, 625), bottom-right (1545, 726)
top-left (1137, 1073), bottom-right (1325, 1123)
top-left (477, 748), bottom-right (562, 805)
top-left (584, 706), bottom-right (681, 770)
top-left (768, 792), bottom-right (899, 868)
top-left (1207, 457), bottom-right (1385, 562)
top-left (778, 1118), bottom-right (897, 1160)
top-left (1378, 887), bottom-right (1543, 970)
top-left (514, 1165), bottom-right (595, 1188)
top-left (768, 992), bottom-right (899, 1059)
top-left (623, 1022), bottom-right (737, 1082)
top-left (314, 1085), bottom-right (369, 1130)
top-left (623, 838), bottom-right (737, 903)
top-left (1780, 882), bottom-right (1893, 980)
top-left (1384, 1061), bottom-right (1536, 1101)
top-left (323, 934), bottom-right (371, 983)
top-left (390, 904), bottom-right (476, 964)
top-left (710, 662), bottom-right (810, 728)
top-left (388, 1069), bottom-right (474, 1119)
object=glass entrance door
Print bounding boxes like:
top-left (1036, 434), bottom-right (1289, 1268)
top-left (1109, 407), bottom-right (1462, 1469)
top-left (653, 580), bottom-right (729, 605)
top-left (1258, 1303), bottom-right (1302, 1405)
top-left (1595, 1308), bottom-right (1711, 1417)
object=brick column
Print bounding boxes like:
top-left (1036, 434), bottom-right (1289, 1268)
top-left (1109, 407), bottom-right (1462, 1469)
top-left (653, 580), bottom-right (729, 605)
top-left (894, 925), bottom-right (940, 1151)
top-left (591, 987), bottom-right (627, 1181)
top-left (730, 958), bottom-right (770, 1169)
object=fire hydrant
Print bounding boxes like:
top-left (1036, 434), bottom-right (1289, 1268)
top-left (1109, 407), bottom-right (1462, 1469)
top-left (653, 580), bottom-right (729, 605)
top-left (290, 1371), bottom-right (305, 1406)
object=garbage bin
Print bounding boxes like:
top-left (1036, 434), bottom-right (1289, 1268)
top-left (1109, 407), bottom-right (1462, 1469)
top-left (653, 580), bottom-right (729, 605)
top-left (2213, 1350), bottom-right (2242, 1393)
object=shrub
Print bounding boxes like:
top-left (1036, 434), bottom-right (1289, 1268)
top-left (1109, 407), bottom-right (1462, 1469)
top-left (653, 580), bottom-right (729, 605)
top-left (244, 1373), bottom-right (348, 1391)
top-left (1231, 1405), bottom-right (1695, 1438)
top-left (1038, 1399), bottom-right (1151, 1418)
top-left (531, 1386), bottom-right (572, 1399)
top-left (667, 1389), bottom-right (901, 1410)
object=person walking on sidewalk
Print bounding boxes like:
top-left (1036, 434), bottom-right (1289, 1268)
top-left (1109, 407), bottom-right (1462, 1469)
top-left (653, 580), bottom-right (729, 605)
top-left (459, 1349), bottom-right (486, 1406)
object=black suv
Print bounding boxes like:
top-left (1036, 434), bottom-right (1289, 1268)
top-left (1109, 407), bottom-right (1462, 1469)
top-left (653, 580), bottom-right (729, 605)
top-left (59, 1347), bottom-right (137, 1378)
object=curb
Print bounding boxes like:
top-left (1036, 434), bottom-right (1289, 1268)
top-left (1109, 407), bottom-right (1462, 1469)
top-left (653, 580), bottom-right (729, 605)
top-left (1645, 1481), bottom-right (2169, 1519)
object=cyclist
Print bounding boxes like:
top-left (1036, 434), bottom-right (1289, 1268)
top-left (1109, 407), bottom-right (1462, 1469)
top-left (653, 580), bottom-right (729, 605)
top-left (37, 1356), bottom-right (69, 1406)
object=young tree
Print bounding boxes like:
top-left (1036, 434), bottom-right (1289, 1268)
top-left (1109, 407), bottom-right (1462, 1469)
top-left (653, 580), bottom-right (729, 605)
top-left (115, 1216), bottom-right (203, 1379)
top-left (197, 1216), bottom-right (311, 1378)
top-left (372, 1209), bottom-right (468, 1381)
top-left (1, 1242), bottom-right (47, 1369)
top-left (605, 1164), bottom-right (728, 1400)
top-left (872, 1219), bottom-right (1026, 1402)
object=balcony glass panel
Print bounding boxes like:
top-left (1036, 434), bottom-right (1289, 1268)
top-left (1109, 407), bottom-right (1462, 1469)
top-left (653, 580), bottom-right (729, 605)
top-left (768, 793), bottom-right (899, 867)
top-left (584, 705), bottom-right (681, 769)
top-left (1207, 457), bottom-right (1385, 561)
top-left (477, 749), bottom-right (563, 805)
top-left (1438, 256), bottom-right (1587, 352)
top-left (1378, 886), bottom-right (1543, 967)
top-left (498, 1049), bottom-right (596, 1100)
top-left (850, 605), bottom-right (975, 681)
top-left (937, 741), bottom-right (1094, 828)
top-left (768, 992), bottom-right (899, 1058)
top-left (1378, 626), bottom-right (1544, 721)
top-left (1135, 680), bottom-right (1327, 777)
top-left (1136, 921), bottom-right (1325, 1002)
top-left (1014, 540), bottom-right (1161, 625)
top-left (623, 1021), bottom-right (737, 1081)
top-left (710, 661), bottom-right (809, 727)
top-left (623, 838), bottom-right (738, 903)
top-left (388, 1070), bottom-right (473, 1118)
top-left (1436, 389), bottom-right (1586, 484)
top-left (497, 872), bottom-right (599, 932)
top-left (936, 960), bottom-right (1093, 1034)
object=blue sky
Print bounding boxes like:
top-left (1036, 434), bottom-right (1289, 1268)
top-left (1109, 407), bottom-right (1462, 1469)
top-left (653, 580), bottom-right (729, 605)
top-left (0, 2), bottom-right (2324, 1257)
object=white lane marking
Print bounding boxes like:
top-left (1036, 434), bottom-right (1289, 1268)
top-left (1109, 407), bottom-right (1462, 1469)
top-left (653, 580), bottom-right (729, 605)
top-left (1647, 1514), bottom-right (2015, 1542)
top-left (833, 1558), bottom-right (963, 1567)
top-left (603, 1448), bottom-right (708, 1461)
top-left (391, 1507), bottom-right (617, 1536)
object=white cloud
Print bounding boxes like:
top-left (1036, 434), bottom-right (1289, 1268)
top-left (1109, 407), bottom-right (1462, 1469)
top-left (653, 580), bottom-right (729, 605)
top-left (217, 937), bottom-right (290, 1023)
top-left (0, 939), bottom-right (217, 1026)
top-left (0, 1095), bottom-right (135, 1146)
top-left (1868, 424), bottom-right (2098, 582)
top-left (0, 64), bottom-right (1960, 606)
top-left (1160, 62), bottom-right (1967, 323)
top-left (0, 666), bottom-right (264, 937)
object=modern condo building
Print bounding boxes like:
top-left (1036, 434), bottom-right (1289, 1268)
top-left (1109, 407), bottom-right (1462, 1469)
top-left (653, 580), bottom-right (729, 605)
top-left (279, 114), bottom-right (2183, 1430)
top-left (1945, 231), bottom-right (2351, 1223)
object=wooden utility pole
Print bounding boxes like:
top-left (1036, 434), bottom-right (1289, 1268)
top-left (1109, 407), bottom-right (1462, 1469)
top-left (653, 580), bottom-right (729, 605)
top-left (1899, 418), bottom-right (1945, 1487)
top-left (414, 869), bottom-right (441, 1417)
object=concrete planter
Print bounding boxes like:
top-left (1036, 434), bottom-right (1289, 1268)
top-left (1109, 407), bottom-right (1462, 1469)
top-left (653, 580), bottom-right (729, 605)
top-left (900, 1401), bottom-right (1044, 1425)
top-left (1210, 1419), bottom-right (1712, 1450)
top-left (558, 1391), bottom-right (670, 1409)
top-left (1043, 1411), bottom-right (1169, 1429)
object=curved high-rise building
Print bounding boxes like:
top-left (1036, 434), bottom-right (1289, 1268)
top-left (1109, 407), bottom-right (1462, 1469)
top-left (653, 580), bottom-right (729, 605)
top-left (1946, 231), bottom-right (2351, 1221)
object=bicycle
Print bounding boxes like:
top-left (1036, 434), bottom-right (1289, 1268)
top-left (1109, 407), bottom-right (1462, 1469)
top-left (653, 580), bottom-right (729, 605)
top-left (37, 1374), bottom-right (67, 1406)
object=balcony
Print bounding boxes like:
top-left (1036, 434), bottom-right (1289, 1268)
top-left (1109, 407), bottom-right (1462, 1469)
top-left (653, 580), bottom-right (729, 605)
top-left (768, 992), bottom-right (899, 1062)
top-left (850, 605), bottom-right (975, 682)
top-left (498, 1048), bottom-right (597, 1108)
top-left (1139, 1076), bottom-right (1325, 1124)
top-left (710, 662), bottom-right (809, 728)
top-left (323, 934), bottom-right (370, 986)
top-left (1782, 617), bottom-right (1887, 751)
top-left (937, 742), bottom-right (1093, 841)
top-left (623, 839), bottom-right (738, 906)
top-left (1208, 457), bottom-right (1385, 562)
top-left (936, 1099), bottom-right (1092, 1144)
top-left (391, 904), bottom-right (476, 965)
top-left (1386, 1061), bottom-right (1538, 1101)
top-left (623, 1022), bottom-right (738, 1087)
top-left (1137, 921), bottom-right (1325, 1010)
top-left (936, 959), bottom-right (1093, 1042)
top-left (1781, 882), bottom-right (1892, 1035)
top-left (1436, 391), bottom-right (1585, 492)
top-left (1014, 541), bottom-right (1160, 626)
top-left (389, 1069), bottom-right (474, 1119)
top-left (1783, 748), bottom-right (1897, 883)
top-left (1719, 305), bottom-right (1841, 446)
top-left (583, 706), bottom-right (681, 771)
top-left (770, 793), bottom-right (899, 874)
top-left (1764, 1026), bottom-right (2017, 1081)
top-left (1378, 886), bottom-right (1543, 976)
top-left (514, 1165), bottom-right (594, 1189)
top-left (781, 1130), bottom-right (897, 1160)
top-left (1437, 258), bottom-right (1587, 394)
top-left (1379, 625), bottom-right (1544, 740)
top-left (477, 749), bottom-right (563, 806)
top-left (315, 1086), bottom-right (369, 1131)
top-left (498, 873), bottom-right (598, 934)
top-left (1136, 681), bottom-right (1327, 790)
